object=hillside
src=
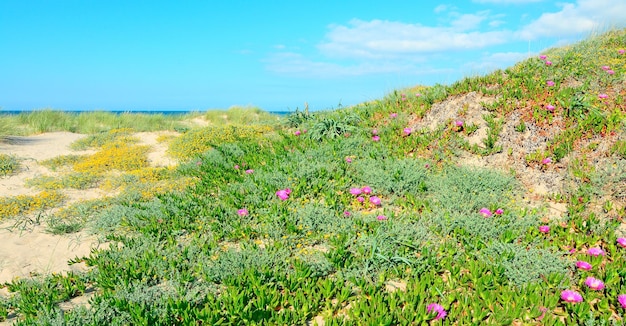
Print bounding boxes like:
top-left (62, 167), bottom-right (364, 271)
top-left (0, 29), bottom-right (625, 325)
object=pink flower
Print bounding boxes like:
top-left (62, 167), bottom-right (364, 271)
top-left (401, 94), bottom-right (407, 101)
top-left (620, 49), bottom-right (625, 55)
top-left (415, 93), bottom-right (422, 97)
top-left (539, 225), bottom-right (550, 233)
top-left (349, 187), bottom-right (362, 196)
top-left (403, 127), bottom-right (412, 136)
top-left (539, 55), bottom-right (547, 60)
top-left (276, 188), bottom-right (291, 201)
top-left (585, 277), bottom-right (605, 291)
top-left (390, 113), bottom-right (398, 118)
top-left (237, 208), bottom-right (249, 216)
top-left (561, 290), bottom-right (583, 303)
top-left (618, 294), bottom-right (626, 308)
top-left (294, 130), bottom-right (301, 136)
top-left (607, 69), bottom-right (615, 75)
top-left (542, 157), bottom-right (552, 165)
top-left (369, 196), bottom-right (381, 206)
top-left (345, 157), bottom-right (352, 163)
top-left (602, 65), bottom-right (610, 71)
top-left (479, 208), bottom-right (492, 217)
top-left (546, 80), bottom-right (555, 87)
top-left (494, 208), bottom-right (504, 215)
top-left (372, 135), bottom-right (380, 142)
top-left (616, 237), bottom-right (626, 248)
top-left (361, 186), bottom-right (372, 194)
top-left (599, 93), bottom-right (609, 99)
top-left (546, 104), bottom-right (555, 112)
top-left (455, 120), bottom-right (464, 127)
top-left (587, 247), bottom-right (605, 256)
top-left (576, 261), bottom-right (592, 271)
top-left (372, 129), bottom-right (378, 135)
top-left (427, 303), bottom-right (447, 320)
top-left (377, 215), bottom-right (387, 221)
top-left (344, 211), bottom-right (351, 217)
top-left (356, 196), bottom-right (365, 203)
top-left (245, 169), bottom-right (254, 174)
top-left (545, 61), bottom-right (553, 66)
top-left (234, 164), bottom-right (240, 170)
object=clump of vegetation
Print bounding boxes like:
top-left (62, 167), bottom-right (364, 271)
top-left (167, 125), bottom-right (273, 160)
top-left (0, 190), bottom-right (65, 220)
top-left (73, 142), bottom-right (150, 173)
top-left (0, 154), bottom-right (20, 176)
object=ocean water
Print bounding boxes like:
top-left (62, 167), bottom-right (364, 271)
top-left (0, 110), bottom-right (291, 116)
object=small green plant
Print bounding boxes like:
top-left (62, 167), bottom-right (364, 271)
top-left (0, 154), bottom-right (20, 176)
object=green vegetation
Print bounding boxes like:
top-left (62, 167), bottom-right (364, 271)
top-left (0, 154), bottom-right (20, 176)
top-left (0, 29), bottom-right (625, 325)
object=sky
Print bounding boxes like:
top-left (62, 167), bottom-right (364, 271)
top-left (1, 0), bottom-right (626, 112)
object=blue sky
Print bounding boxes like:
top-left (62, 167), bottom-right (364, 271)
top-left (1, 0), bottom-right (625, 112)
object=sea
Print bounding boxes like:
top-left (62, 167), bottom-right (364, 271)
top-left (0, 110), bottom-right (292, 116)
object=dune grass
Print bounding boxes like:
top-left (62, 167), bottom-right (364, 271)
top-left (0, 29), bottom-right (625, 325)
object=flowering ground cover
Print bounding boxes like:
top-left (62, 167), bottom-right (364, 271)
top-left (0, 29), bottom-right (625, 325)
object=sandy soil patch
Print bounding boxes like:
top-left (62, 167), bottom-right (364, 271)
top-left (0, 131), bottom-right (180, 284)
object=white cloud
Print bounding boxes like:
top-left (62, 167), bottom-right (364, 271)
top-left (519, 0), bottom-right (626, 40)
top-left (318, 19), bottom-right (511, 59)
top-left (450, 11), bottom-right (490, 31)
top-left (473, 0), bottom-right (543, 3)
top-left (264, 52), bottom-right (411, 77)
top-left (462, 51), bottom-right (529, 75)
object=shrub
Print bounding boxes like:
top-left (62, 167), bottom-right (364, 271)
top-left (0, 154), bottom-right (20, 176)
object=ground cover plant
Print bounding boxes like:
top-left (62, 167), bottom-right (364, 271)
top-left (0, 29), bottom-right (625, 325)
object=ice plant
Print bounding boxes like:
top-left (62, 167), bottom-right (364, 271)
top-left (245, 169), bottom-right (254, 174)
top-left (234, 164), bottom-right (240, 170)
top-left (415, 93), bottom-right (422, 97)
top-left (372, 129), bottom-right (378, 135)
top-left (561, 290), bottom-right (583, 303)
top-left (344, 211), bottom-right (351, 217)
top-left (403, 127), bottom-right (412, 136)
top-left (601, 65), bottom-right (610, 71)
top-left (372, 135), bottom-right (380, 142)
top-left (545, 60), bottom-right (552, 66)
top-left (620, 49), bottom-right (625, 54)
top-left (607, 69), bottom-right (615, 75)
top-left (546, 104), bottom-right (555, 112)
top-left (356, 196), bottom-right (365, 203)
top-left (345, 157), bottom-right (352, 163)
top-left (479, 208), bottom-right (492, 217)
top-left (542, 157), bottom-right (552, 165)
top-left (237, 208), bottom-right (249, 216)
top-left (361, 186), bottom-right (372, 194)
top-left (587, 247), bottom-right (605, 256)
top-left (618, 295), bottom-right (626, 309)
top-left (377, 215), bottom-right (387, 221)
top-left (370, 196), bottom-right (381, 206)
top-left (350, 187), bottom-right (362, 195)
top-left (276, 188), bottom-right (291, 201)
top-left (455, 120), bottom-right (463, 127)
top-left (390, 113), bottom-right (398, 118)
top-left (494, 208), bottom-right (504, 215)
top-left (585, 277), bottom-right (605, 291)
top-left (546, 80), bottom-right (555, 87)
top-left (539, 54), bottom-right (547, 60)
top-left (576, 261), bottom-right (592, 271)
top-left (294, 130), bottom-right (301, 136)
top-left (617, 237), bottom-right (626, 248)
top-left (427, 303), bottom-right (447, 320)
top-left (539, 225), bottom-right (550, 233)
top-left (599, 93), bottom-right (609, 99)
